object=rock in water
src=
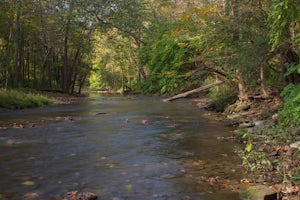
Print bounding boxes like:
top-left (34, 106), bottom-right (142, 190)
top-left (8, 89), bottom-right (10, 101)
top-left (62, 191), bottom-right (97, 200)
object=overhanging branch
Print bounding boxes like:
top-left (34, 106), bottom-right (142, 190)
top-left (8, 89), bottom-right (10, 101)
top-left (94, 13), bottom-right (145, 45)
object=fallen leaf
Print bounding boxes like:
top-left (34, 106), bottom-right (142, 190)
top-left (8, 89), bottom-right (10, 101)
top-left (106, 163), bottom-right (116, 168)
top-left (193, 160), bottom-right (205, 166)
top-left (208, 177), bottom-right (218, 185)
top-left (21, 176), bottom-right (31, 181)
top-left (221, 183), bottom-right (230, 188)
top-left (21, 181), bottom-right (35, 186)
top-left (125, 184), bottom-right (133, 191)
top-left (24, 192), bottom-right (40, 200)
top-left (240, 179), bottom-right (250, 184)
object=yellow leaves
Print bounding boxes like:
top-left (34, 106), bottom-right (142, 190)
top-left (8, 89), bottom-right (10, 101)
top-left (177, 42), bottom-right (188, 47)
top-left (221, 183), bottom-right (230, 189)
top-left (21, 181), bottom-right (35, 186)
top-left (125, 184), bottom-right (133, 191)
top-left (192, 160), bottom-right (205, 166)
top-left (181, 4), bottom-right (221, 23)
top-left (106, 163), bottom-right (117, 169)
top-left (240, 178), bottom-right (250, 184)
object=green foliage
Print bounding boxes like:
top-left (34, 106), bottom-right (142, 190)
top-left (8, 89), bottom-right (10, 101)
top-left (207, 83), bottom-right (237, 112)
top-left (89, 64), bottom-right (113, 90)
top-left (268, 0), bottom-right (300, 49)
top-left (0, 90), bottom-right (53, 109)
top-left (139, 36), bottom-right (194, 94)
top-left (279, 82), bottom-right (300, 128)
top-left (240, 143), bottom-right (271, 172)
top-left (237, 131), bottom-right (272, 172)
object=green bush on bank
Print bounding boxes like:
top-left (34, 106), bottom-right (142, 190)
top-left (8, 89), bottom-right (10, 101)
top-left (279, 83), bottom-right (300, 128)
top-left (0, 89), bottom-right (53, 109)
top-left (207, 84), bottom-right (237, 112)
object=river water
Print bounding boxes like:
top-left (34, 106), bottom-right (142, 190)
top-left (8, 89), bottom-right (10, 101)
top-left (0, 95), bottom-right (242, 200)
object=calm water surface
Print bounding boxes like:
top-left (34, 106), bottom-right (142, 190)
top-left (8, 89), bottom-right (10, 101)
top-left (0, 95), bottom-right (242, 199)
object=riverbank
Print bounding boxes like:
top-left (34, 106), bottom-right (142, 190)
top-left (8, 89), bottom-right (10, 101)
top-left (42, 92), bottom-right (89, 105)
top-left (194, 95), bottom-right (300, 199)
top-left (0, 89), bottom-right (53, 109)
top-left (0, 91), bottom-right (89, 130)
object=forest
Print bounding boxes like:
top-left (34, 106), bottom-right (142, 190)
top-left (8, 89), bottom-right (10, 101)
top-left (0, 1), bottom-right (298, 94)
top-left (0, 0), bottom-right (299, 103)
top-left (1, 0), bottom-right (300, 198)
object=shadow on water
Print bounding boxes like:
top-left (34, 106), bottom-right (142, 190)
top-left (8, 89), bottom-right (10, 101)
top-left (0, 95), bottom-right (242, 200)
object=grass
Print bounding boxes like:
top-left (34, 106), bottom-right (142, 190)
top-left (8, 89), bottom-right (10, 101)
top-left (0, 89), bottom-right (54, 109)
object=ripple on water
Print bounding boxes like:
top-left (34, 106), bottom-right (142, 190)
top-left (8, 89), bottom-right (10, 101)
top-left (0, 96), bottom-right (242, 200)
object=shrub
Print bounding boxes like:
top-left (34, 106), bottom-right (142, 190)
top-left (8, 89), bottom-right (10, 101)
top-left (207, 84), bottom-right (237, 112)
top-left (279, 83), bottom-right (300, 128)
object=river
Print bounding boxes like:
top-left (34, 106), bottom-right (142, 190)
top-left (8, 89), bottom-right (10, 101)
top-left (0, 95), bottom-right (242, 200)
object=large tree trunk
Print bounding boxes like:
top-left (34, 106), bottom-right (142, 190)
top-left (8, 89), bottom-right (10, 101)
top-left (5, 21), bottom-right (13, 89)
top-left (62, 24), bottom-right (70, 93)
top-left (231, 0), bottom-right (249, 101)
top-left (14, 4), bottom-right (22, 87)
top-left (70, 50), bottom-right (81, 94)
top-left (135, 38), bottom-right (146, 81)
top-left (61, 2), bottom-right (74, 93)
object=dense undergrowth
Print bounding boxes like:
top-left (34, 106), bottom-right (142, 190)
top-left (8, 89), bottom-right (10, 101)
top-left (232, 81), bottom-right (300, 191)
top-left (0, 89), bottom-right (53, 109)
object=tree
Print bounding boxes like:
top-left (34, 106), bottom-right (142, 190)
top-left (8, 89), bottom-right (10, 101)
top-left (0, 0), bottom-right (95, 93)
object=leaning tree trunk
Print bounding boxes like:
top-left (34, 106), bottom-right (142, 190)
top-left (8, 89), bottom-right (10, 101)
top-left (163, 80), bottom-right (224, 102)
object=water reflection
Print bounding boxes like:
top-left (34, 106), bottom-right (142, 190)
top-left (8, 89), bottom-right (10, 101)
top-left (0, 95), bottom-right (242, 199)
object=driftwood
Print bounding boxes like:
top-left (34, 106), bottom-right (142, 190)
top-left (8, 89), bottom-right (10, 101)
top-left (163, 81), bottom-right (223, 102)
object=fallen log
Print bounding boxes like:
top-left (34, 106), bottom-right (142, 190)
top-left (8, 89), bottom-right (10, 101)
top-left (162, 81), bottom-right (223, 102)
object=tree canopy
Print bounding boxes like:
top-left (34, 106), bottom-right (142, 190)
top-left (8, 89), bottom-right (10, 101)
top-left (0, 0), bottom-right (299, 108)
